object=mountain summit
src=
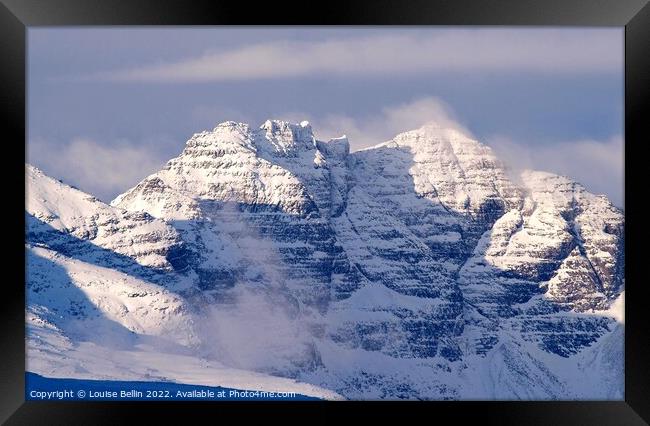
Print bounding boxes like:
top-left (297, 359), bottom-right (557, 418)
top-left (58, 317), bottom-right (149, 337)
top-left (26, 120), bottom-right (624, 399)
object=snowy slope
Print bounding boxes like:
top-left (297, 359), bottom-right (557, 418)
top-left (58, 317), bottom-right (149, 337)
top-left (26, 167), bottom-right (338, 399)
top-left (26, 120), bottom-right (624, 400)
top-left (27, 165), bottom-right (189, 273)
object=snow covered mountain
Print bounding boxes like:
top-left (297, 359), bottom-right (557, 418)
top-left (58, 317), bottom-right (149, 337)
top-left (26, 120), bottom-right (624, 400)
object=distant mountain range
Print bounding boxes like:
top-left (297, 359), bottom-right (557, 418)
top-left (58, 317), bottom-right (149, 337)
top-left (26, 120), bottom-right (624, 399)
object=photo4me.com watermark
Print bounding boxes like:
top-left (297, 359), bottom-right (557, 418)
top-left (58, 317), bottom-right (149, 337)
top-left (27, 388), bottom-right (299, 400)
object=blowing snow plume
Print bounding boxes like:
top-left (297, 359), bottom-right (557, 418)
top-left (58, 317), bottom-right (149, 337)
top-left (192, 200), bottom-right (322, 377)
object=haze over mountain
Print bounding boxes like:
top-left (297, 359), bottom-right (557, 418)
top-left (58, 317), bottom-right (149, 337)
top-left (26, 120), bottom-right (624, 399)
top-left (29, 29), bottom-right (624, 208)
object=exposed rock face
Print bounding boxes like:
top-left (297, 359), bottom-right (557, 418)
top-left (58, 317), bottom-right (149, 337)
top-left (26, 120), bottom-right (625, 399)
top-left (111, 120), bottom-right (360, 315)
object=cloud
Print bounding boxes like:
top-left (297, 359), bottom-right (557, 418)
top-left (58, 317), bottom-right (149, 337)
top-left (286, 97), bottom-right (470, 149)
top-left (27, 97), bottom-right (624, 210)
top-left (94, 29), bottom-right (622, 82)
top-left (28, 137), bottom-right (170, 202)
top-left (488, 135), bottom-right (624, 208)
top-left (190, 105), bottom-right (251, 129)
top-left (286, 97), bottom-right (623, 208)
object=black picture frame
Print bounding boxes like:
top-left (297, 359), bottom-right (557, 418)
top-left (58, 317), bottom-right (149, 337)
top-left (2, 0), bottom-right (648, 423)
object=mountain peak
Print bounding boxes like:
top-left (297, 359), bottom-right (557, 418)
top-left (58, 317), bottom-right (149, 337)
top-left (258, 119), bottom-right (315, 155)
top-left (392, 122), bottom-right (477, 148)
top-left (210, 120), bottom-right (252, 137)
top-left (196, 119), bottom-right (319, 157)
top-left (260, 118), bottom-right (311, 130)
top-left (28, 110), bottom-right (625, 399)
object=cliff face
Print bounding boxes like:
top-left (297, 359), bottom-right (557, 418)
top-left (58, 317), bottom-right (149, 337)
top-left (26, 120), bottom-right (625, 399)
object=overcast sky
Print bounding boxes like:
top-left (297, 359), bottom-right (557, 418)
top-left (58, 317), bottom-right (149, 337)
top-left (27, 27), bottom-right (624, 207)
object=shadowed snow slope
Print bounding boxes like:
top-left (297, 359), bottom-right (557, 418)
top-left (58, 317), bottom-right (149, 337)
top-left (26, 120), bottom-right (624, 400)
